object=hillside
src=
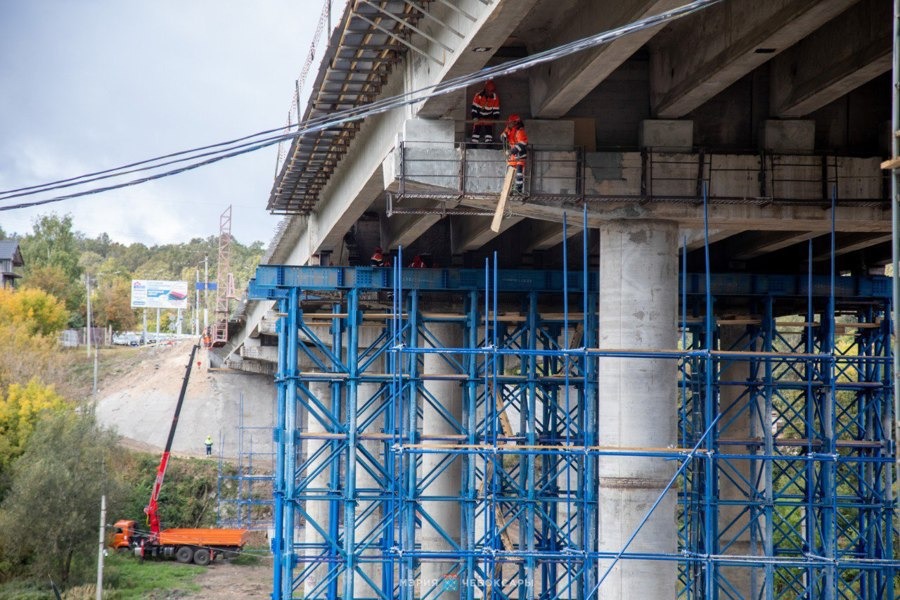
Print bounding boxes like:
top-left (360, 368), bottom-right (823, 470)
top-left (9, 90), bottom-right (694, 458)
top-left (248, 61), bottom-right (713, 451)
top-left (95, 340), bottom-right (275, 459)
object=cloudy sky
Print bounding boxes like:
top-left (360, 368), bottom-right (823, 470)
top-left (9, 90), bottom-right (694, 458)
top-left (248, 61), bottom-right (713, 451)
top-left (0, 1), bottom-right (322, 246)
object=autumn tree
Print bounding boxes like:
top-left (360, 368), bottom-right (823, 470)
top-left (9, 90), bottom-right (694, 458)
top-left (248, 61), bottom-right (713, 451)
top-left (0, 413), bottom-right (122, 585)
top-left (20, 264), bottom-right (71, 303)
top-left (93, 277), bottom-right (137, 331)
top-left (0, 287), bottom-right (68, 337)
top-left (19, 214), bottom-right (81, 281)
top-left (0, 379), bottom-right (69, 474)
top-left (0, 288), bottom-right (73, 406)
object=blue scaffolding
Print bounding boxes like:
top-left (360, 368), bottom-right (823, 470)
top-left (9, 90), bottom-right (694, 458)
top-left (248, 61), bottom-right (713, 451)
top-left (249, 244), bottom-right (897, 599)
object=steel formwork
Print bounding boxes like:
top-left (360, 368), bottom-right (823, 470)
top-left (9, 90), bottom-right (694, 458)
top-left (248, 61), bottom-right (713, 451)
top-left (249, 255), bottom-right (897, 600)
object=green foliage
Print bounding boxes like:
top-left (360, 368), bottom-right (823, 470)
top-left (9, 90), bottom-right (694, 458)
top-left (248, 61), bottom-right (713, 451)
top-left (118, 453), bottom-right (220, 529)
top-left (0, 552), bottom-right (204, 599)
top-left (15, 213), bottom-right (264, 332)
top-left (20, 264), bottom-right (75, 310)
top-left (0, 287), bottom-right (68, 336)
top-left (228, 546), bottom-right (265, 566)
top-left (93, 278), bottom-right (138, 331)
top-left (20, 214), bottom-right (81, 281)
top-left (0, 413), bottom-right (124, 585)
top-left (99, 552), bottom-right (203, 599)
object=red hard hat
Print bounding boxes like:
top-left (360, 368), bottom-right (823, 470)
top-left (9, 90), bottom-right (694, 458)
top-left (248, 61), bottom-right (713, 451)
top-left (508, 114), bottom-right (521, 125)
top-left (484, 80), bottom-right (496, 93)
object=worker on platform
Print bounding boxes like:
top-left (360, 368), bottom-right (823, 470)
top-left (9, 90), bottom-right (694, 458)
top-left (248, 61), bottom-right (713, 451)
top-left (470, 80), bottom-right (500, 145)
top-left (371, 246), bottom-right (390, 267)
top-left (205, 435), bottom-right (213, 456)
top-left (409, 255), bottom-right (426, 268)
top-left (501, 114), bottom-right (528, 194)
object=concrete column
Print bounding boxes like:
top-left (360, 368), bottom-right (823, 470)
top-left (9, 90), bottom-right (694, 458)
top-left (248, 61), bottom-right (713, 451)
top-left (597, 219), bottom-right (678, 600)
top-left (303, 379), bottom-right (333, 600)
top-left (353, 325), bottom-right (386, 599)
top-left (717, 327), bottom-right (762, 597)
top-left (420, 322), bottom-right (463, 599)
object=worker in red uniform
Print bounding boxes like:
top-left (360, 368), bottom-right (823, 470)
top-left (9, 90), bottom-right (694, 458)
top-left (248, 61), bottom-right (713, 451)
top-left (409, 255), bottom-right (426, 268)
top-left (501, 114), bottom-right (528, 194)
top-left (371, 246), bottom-right (391, 267)
top-left (470, 80), bottom-right (500, 145)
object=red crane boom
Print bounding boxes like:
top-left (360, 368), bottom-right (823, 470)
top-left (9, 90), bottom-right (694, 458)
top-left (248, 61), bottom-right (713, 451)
top-left (144, 343), bottom-right (200, 542)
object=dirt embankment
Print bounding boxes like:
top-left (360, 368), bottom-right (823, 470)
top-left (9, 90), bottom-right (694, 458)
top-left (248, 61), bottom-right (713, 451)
top-left (95, 340), bottom-right (275, 459)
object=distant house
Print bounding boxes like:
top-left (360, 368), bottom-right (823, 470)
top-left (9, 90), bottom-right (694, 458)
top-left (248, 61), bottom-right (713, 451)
top-left (0, 239), bottom-right (24, 289)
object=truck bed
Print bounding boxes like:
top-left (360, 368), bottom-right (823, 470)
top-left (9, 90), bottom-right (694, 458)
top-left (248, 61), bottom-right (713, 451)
top-left (159, 528), bottom-right (249, 547)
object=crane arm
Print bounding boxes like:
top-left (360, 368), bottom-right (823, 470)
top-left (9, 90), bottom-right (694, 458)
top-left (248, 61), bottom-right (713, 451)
top-left (144, 343), bottom-right (201, 541)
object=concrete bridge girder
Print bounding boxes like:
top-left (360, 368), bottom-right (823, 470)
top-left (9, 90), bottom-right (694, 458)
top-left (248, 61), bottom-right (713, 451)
top-left (769, 0), bottom-right (892, 117)
top-left (528, 0), bottom-right (684, 119)
top-left (456, 214), bottom-right (525, 252)
top-left (458, 193), bottom-right (889, 233)
top-left (416, 0), bottom-right (543, 119)
top-left (649, 0), bottom-right (861, 118)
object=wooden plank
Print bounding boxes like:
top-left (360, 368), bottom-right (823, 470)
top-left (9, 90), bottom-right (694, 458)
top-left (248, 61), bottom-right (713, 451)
top-left (880, 156), bottom-right (900, 170)
top-left (490, 165), bottom-right (516, 232)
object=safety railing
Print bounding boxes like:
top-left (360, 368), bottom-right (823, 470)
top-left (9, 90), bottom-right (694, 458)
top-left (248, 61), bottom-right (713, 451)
top-left (388, 140), bottom-right (885, 210)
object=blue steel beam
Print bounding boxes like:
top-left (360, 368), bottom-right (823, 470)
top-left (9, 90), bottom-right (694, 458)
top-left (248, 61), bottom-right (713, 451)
top-left (248, 265), bottom-right (891, 299)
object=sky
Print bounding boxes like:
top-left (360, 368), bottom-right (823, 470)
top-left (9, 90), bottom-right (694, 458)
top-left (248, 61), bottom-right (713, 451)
top-left (0, 0), bottom-right (322, 246)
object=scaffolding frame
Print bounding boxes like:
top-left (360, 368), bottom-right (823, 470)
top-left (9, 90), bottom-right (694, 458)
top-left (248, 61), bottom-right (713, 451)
top-left (250, 216), bottom-right (897, 600)
top-left (216, 392), bottom-right (275, 530)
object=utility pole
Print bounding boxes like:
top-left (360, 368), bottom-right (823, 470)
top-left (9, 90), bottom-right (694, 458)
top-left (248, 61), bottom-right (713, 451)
top-left (204, 255), bottom-right (209, 333)
top-left (96, 494), bottom-right (106, 600)
top-left (195, 266), bottom-right (201, 337)
top-left (92, 347), bottom-right (99, 398)
top-left (85, 274), bottom-right (92, 358)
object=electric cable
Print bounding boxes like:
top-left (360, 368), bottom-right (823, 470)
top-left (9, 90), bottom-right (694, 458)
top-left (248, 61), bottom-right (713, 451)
top-left (0, 125), bottom-right (293, 198)
top-left (0, 0), bottom-right (722, 212)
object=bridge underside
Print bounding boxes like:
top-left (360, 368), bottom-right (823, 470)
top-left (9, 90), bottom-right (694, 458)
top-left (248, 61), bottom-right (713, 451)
top-left (222, 1), bottom-right (900, 598)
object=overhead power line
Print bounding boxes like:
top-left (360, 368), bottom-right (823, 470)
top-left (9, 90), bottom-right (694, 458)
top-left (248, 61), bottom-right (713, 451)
top-left (0, 0), bottom-right (722, 213)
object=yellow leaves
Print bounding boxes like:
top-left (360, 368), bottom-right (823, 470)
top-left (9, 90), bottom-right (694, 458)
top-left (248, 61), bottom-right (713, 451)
top-left (0, 287), bottom-right (68, 337)
top-left (0, 379), bottom-right (70, 470)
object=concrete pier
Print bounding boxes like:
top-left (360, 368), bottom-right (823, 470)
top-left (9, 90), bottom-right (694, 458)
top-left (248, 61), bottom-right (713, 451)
top-left (303, 379), bottom-right (333, 600)
top-left (717, 327), bottom-right (763, 597)
top-left (419, 322), bottom-right (463, 599)
top-left (597, 219), bottom-right (678, 600)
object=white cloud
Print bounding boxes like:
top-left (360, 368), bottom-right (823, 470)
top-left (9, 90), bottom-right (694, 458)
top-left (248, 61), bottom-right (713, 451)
top-left (0, 0), bottom-right (311, 246)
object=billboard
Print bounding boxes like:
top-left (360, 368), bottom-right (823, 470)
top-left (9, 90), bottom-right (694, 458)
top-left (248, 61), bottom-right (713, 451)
top-left (131, 280), bottom-right (189, 309)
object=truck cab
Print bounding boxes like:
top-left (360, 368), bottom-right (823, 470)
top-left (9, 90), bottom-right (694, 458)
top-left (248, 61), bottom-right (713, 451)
top-left (110, 519), bottom-right (136, 550)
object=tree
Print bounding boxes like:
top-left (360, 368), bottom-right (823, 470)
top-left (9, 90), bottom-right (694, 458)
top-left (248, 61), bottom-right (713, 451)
top-left (0, 287), bottom-right (68, 336)
top-left (93, 278), bottom-right (137, 331)
top-left (19, 214), bottom-right (81, 281)
top-left (0, 378), bottom-right (69, 473)
top-left (0, 323), bottom-right (68, 395)
top-left (20, 264), bottom-right (70, 302)
top-left (0, 413), bottom-right (122, 585)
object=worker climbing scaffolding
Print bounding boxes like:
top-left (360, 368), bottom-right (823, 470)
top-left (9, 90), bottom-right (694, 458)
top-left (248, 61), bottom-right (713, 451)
top-left (500, 114), bottom-right (528, 194)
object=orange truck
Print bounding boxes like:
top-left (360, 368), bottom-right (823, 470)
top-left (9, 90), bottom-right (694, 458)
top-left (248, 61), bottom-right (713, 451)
top-left (111, 519), bottom-right (249, 565)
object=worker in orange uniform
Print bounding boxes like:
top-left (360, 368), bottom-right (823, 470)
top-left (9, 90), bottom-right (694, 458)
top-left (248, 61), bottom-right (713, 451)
top-left (501, 114), bottom-right (528, 194)
top-left (470, 80), bottom-right (500, 145)
top-left (371, 246), bottom-right (391, 267)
